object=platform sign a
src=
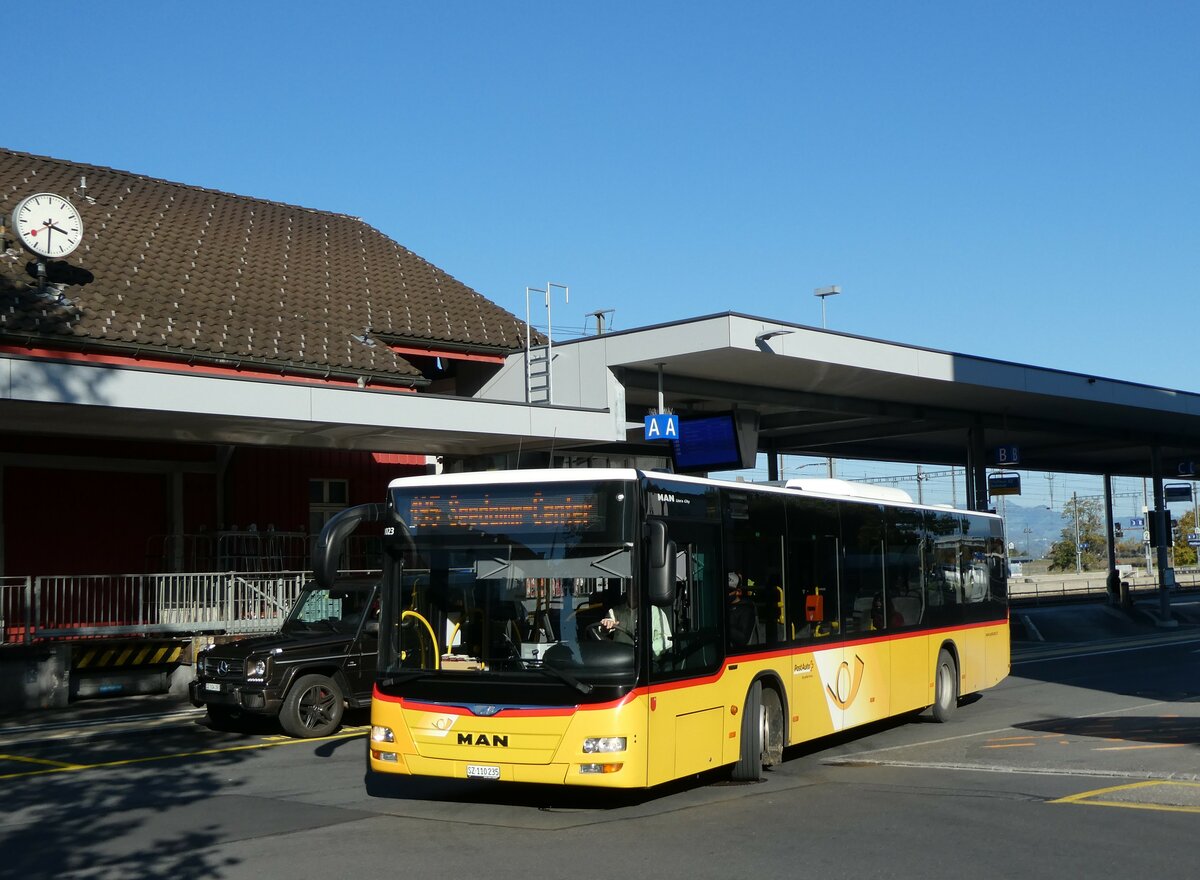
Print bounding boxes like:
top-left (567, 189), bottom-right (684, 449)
top-left (644, 414), bottom-right (679, 441)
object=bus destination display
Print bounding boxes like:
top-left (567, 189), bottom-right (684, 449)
top-left (405, 490), bottom-right (603, 532)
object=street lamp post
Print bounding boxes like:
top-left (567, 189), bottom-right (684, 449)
top-left (814, 285), bottom-right (841, 329)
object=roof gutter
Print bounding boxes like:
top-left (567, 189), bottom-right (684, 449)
top-left (0, 335), bottom-right (430, 389)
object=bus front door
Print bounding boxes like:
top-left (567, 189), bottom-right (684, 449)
top-left (646, 529), bottom-right (725, 786)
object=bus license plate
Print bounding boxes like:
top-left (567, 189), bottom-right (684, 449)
top-left (205, 682), bottom-right (222, 692)
top-left (466, 764), bottom-right (500, 780)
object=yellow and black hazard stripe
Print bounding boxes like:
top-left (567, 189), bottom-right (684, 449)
top-left (72, 640), bottom-right (188, 670)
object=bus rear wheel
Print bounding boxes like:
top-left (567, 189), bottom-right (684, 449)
top-left (931, 648), bottom-right (958, 723)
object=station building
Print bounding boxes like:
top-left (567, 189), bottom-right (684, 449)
top-left (6, 146), bottom-right (1200, 596)
top-left (0, 148), bottom-right (619, 579)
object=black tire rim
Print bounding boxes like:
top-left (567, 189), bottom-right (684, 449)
top-left (298, 684), bottom-right (338, 730)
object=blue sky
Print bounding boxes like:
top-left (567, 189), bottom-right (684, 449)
top-left (8, 2), bottom-right (1199, 513)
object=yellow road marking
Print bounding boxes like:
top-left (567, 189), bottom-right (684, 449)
top-left (982, 743), bottom-right (1035, 749)
top-left (1052, 781), bottom-right (1200, 814)
top-left (0, 728), bottom-right (368, 781)
top-left (1092, 743), bottom-right (1188, 751)
top-left (0, 754), bottom-right (87, 770)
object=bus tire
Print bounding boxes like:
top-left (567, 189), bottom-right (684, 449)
top-left (731, 681), bottom-right (764, 782)
top-left (932, 648), bottom-right (958, 723)
top-left (762, 686), bottom-right (785, 767)
top-left (280, 674), bottom-right (344, 738)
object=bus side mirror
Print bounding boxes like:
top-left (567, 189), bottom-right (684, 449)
top-left (313, 502), bottom-right (390, 588)
top-left (647, 520), bottom-right (676, 607)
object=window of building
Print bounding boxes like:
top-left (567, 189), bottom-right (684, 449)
top-left (309, 479), bottom-right (349, 534)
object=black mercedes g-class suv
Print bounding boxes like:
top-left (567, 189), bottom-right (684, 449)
top-left (189, 578), bottom-right (379, 737)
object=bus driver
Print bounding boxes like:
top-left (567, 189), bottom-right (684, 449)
top-left (600, 598), bottom-right (672, 658)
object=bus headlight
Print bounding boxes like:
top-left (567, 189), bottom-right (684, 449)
top-left (371, 726), bottom-right (395, 743)
top-left (582, 736), bottom-right (626, 754)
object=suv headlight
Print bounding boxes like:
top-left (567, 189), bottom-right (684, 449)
top-left (246, 658), bottom-right (267, 680)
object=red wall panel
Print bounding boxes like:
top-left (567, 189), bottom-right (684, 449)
top-left (4, 468), bottom-right (167, 576)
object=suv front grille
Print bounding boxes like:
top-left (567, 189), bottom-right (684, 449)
top-left (202, 657), bottom-right (246, 679)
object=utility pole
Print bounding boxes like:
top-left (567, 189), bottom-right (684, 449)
top-left (1073, 492), bottom-right (1082, 573)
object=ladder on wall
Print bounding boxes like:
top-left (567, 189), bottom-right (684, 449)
top-left (525, 283), bottom-right (568, 405)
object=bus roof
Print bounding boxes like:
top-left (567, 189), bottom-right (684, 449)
top-left (386, 467), bottom-right (999, 519)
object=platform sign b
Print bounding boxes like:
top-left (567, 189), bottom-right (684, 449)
top-left (994, 445), bottom-right (1020, 466)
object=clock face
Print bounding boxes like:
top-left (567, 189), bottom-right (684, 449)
top-left (11, 192), bottom-right (84, 258)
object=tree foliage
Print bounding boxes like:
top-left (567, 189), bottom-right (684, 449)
top-left (1172, 508), bottom-right (1198, 566)
top-left (1047, 496), bottom-right (1108, 572)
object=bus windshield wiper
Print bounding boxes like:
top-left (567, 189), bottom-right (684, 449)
top-left (529, 664), bottom-right (593, 695)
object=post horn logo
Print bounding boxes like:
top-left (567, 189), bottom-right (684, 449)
top-left (826, 654), bottom-right (866, 709)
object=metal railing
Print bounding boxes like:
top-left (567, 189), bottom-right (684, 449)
top-left (0, 571), bottom-right (312, 645)
top-left (0, 576), bottom-right (33, 645)
top-left (1009, 568), bottom-right (1200, 604)
top-left (145, 533), bottom-right (383, 574)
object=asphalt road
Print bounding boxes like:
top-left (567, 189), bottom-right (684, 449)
top-left (1, 618), bottom-right (1198, 880)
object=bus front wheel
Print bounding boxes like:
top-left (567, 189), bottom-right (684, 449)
top-left (762, 686), bottom-right (784, 767)
top-left (931, 648), bottom-right (958, 723)
top-left (731, 681), bottom-right (763, 781)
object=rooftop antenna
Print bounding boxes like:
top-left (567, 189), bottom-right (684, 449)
top-left (586, 309), bottom-right (615, 335)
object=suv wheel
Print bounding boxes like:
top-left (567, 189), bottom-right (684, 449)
top-left (279, 674), bottom-right (345, 738)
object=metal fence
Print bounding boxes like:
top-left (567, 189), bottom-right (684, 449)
top-left (1008, 567), bottom-right (1200, 604)
top-left (0, 571), bottom-right (313, 645)
top-left (0, 576), bottom-right (33, 644)
top-left (145, 533), bottom-right (383, 573)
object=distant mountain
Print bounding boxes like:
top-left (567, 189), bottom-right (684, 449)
top-left (993, 501), bottom-right (1063, 557)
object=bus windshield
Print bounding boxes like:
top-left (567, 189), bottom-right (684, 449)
top-left (381, 479), bottom-right (639, 691)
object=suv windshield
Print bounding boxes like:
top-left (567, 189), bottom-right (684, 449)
top-left (381, 479), bottom-right (638, 689)
top-left (283, 582), bottom-right (376, 635)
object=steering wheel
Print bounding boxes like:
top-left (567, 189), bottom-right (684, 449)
top-left (585, 621), bottom-right (609, 641)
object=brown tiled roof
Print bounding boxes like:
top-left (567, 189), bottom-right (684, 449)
top-left (0, 148), bottom-right (531, 385)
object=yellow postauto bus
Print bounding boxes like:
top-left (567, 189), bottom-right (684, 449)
top-left (313, 468), bottom-right (1008, 789)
